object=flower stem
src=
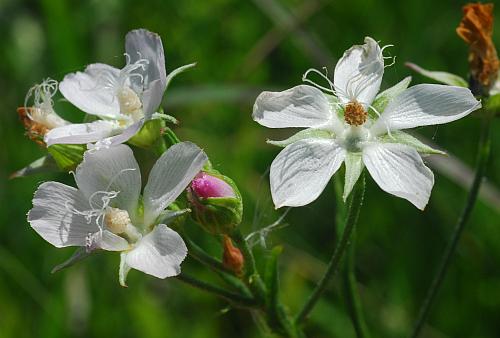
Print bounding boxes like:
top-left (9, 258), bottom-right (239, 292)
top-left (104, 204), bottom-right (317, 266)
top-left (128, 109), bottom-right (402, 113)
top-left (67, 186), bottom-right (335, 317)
top-left (231, 229), bottom-right (304, 338)
top-left (296, 176), bottom-right (366, 324)
top-left (184, 235), bottom-right (253, 297)
top-left (230, 228), bottom-right (268, 304)
top-left (344, 236), bottom-right (371, 338)
top-left (175, 273), bottom-right (257, 308)
top-left (410, 118), bottom-right (491, 338)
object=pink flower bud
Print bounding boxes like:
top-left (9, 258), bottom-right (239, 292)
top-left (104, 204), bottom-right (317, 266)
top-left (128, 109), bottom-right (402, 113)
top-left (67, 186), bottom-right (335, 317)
top-left (191, 172), bottom-right (236, 198)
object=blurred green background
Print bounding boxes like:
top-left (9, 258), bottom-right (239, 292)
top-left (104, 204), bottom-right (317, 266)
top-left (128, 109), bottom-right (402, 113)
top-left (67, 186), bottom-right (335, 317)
top-left (1, 0), bottom-right (500, 337)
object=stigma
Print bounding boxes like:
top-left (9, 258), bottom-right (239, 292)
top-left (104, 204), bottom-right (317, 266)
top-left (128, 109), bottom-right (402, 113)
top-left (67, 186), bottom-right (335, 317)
top-left (344, 101), bottom-right (367, 126)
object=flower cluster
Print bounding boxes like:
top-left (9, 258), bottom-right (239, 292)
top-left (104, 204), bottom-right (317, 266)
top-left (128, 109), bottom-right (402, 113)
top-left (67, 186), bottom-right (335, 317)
top-left (21, 29), bottom-right (241, 285)
top-left (19, 29), bottom-right (482, 288)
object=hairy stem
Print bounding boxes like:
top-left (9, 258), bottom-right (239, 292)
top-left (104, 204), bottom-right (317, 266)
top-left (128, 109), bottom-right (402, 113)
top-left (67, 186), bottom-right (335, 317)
top-left (184, 235), bottom-right (253, 297)
top-left (296, 176), bottom-right (365, 324)
top-left (410, 118), bottom-right (491, 338)
top-left (176, 273), bottom-right (256, 308)
top-left (344, 236), bottom-right (371, 338)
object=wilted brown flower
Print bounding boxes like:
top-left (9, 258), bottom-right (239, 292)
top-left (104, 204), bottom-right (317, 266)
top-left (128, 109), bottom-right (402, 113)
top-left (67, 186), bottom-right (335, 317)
top-left (456, 3), bottom-right (499, 91)
top-left (17, 107), bottom-right (50, 146)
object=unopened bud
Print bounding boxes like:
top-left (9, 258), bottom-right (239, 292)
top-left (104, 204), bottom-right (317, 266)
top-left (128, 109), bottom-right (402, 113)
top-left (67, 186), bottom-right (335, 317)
top-left (187, 171), bottom-right (243, 234)
top-left (222, 235), bottom-right (244, 276)
top-left (191, 172), bottom-right (236, 198)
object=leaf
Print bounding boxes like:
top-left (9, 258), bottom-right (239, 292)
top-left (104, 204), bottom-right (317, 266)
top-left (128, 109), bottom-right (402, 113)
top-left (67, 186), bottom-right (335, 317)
top-left (10, 155), bottom-right (60, 179)
top-left (267, 129), bottom-right (333, 147)
top-left (379, 131), bottom-right (446, 155)
top-left (405, 62), bottom-right (468, 87)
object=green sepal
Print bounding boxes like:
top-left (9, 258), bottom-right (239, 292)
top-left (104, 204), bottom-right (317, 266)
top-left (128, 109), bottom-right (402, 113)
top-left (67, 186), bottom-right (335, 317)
top-left (190, 195), bottom-right (243, 235)
top-left (343, 152), bottom-right (364, 201)
top-left (128, 118), bottom-right (166, 149)
top-left (371, 76), bottom-right (412, 116)
top-left (51, 247), bottom-right (92, 274)
top-left (47, 144), bottom-right (86, 171)
top-left (10, 155), bottom-right (60, 179)
top-left (267, 129), bottom-right (333, 147)
top-left (119, 252), bottom-right (131, 287)
top-left (379, 131), bottom-right (446, 155)
top-left (189, 171), bottom-right (243, 235)
top-left (156, 205), bottom-right (191, 230)
top-left (406, 62), bottom-right (468, 87)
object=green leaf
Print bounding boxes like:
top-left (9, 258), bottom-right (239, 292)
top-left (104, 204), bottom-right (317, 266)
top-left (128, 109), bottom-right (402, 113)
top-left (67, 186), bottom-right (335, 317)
top-left (47, 144), bottom-right (86, 171)
top-left (10, 155), bottom-right (60, 179)
top-left (267, 129), bottom-right (333, 147)
top-left (371, 76), bottom-right (412, 115)
top-left (343, 153), bottom-right (364, 201)
top-left (379, 131), bottom-right (446, 155)
top-left (406, 62), bottom-right (468, 87)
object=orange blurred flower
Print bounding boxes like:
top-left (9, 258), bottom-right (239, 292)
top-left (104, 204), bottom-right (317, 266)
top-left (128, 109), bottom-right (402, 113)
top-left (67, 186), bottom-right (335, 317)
top-left (457, 3), bottom-right (499, 90)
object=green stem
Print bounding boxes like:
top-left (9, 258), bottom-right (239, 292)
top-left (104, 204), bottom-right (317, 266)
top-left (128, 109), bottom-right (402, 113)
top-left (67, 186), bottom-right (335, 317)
top-left (185, 236), bottom-right (232, 273)
top-left (232, 229), bottom-right (303, 337)
top-left (296, 176), bottom-right (365, 324)
top-left (230, 229), bottom-right (268, 304)
top-left (410, 118), bottom-right (491, 338)
top-left (344, 236), bottom-right (370, 338)
top-left (176, 273), bottom-right (256, 308)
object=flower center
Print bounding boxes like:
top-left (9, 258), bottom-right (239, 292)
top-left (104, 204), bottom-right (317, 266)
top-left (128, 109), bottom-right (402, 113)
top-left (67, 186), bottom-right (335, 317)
top-left (117, 86), bottom-right (143, 121)
top-left (104, 207), bottom-right (131, 235)
top-left (340, 126), bottom-right (369, 152)
top-left (344, 101), bottom-right (367, 126)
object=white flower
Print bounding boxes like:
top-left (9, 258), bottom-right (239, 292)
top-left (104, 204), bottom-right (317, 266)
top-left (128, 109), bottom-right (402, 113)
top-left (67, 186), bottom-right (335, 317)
top-left (45, 29), bottom-right (194, 149)
top-left (253, 37), bottom-right (481, 210)
top-left (28, 142), bottom-right (208, 285)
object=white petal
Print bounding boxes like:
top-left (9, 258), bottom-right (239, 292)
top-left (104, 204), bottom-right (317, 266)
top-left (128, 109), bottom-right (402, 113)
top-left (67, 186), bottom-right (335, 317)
top-left (371, 84), bottom-right (481, 135)
top-left (125, 29), bottom-right (167, 91)
top-left (124, 224), bottom-right (187, 279)
top-left (270, 138), bottom-right (346, 208)
top-left (44, 120), bottom-right (119, 146)
top-left (141, 79), bottom-right (165, 119)
top-left (334, 37), bottom-right (384, 106)
top-left (95, 231), bottom-right (130, 252)
top-left (253, 85), bottom-right (333, 129)
top-left (362, 143), bottom-right (434, 210)
top-left (75, 145), bottom-right (141, 218)
top-left (59, 63), bottom-right (122, 119)
top-left (90, 119), bottom-right (144, 150)
top-left (28, 182), bottom-right (96, 248)
top-left (143, 142), bottom-right (208, 226)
